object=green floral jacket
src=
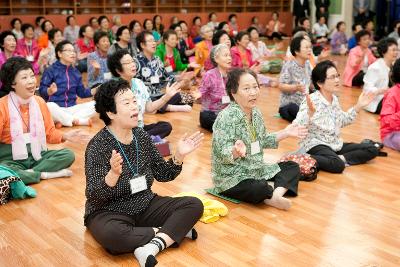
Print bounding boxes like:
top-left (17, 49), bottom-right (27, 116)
top-left (211, 102), bottom-right (281, 193)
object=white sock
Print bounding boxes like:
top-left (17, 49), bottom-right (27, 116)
top-left (134, 236), bottom-right (166, 267)
top-left (41, 169), bottom-right (73, 179)
top-left (185, 228), bottom-right (198, 240)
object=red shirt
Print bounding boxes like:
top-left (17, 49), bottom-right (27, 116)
top-left (380, 84), bottom-right (400, 140)
top-left (76, 38), bottom-right (95, 54)
top-left (165, 54), bottom-right (176, 71)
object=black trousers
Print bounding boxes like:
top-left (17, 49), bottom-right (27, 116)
top-left (220, 161), bottom-right (300, 204)
top-left (279, 103), bottom-right (299, 122)
top-left (199, 110), bottom-right (217, 132)
top-left (352, 70), bottom-right (365, 87)
top-left (374, 99), bottom-right (383, 115)
top-left (86, 195), bottom-right (203, 255)
top-left (307, 143), bottom-right (379, 174)
top-left (151, 93), bottom-right (184, 114)
top-left (144, 121), bottom-right (172, 138)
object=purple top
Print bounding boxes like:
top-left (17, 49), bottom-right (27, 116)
top-left (330, 31), bottom-right (347, 54)
top-left (199, 67), bottom-right (229, 113)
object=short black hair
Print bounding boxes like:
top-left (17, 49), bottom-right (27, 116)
top-left (162, 29), bottom-right (177, 42)
top-left (352, 23), bottom-right (362, 31)
top-left (299, 17), bottom-right (310, 26)
top-left (217, 21), bottom-right (229, 31)
top-left (272, 11), bottom-right (279, 17)
top-left (0, 31), bottom-right (16, 50)
top-left (336, 21), bottom-right (345, 31)
top-left (152, 15), bottom-right (164, 33)
top-left (311, 60), bottom-right (337, 90)
top-left (21, 23), bottom-right (34, 34)
top-left (55, 40), bottom-right (73, 60)
top-left (48, 28), bottom-right (62, 43)
top-left (98, 15), bottom-right (109, 26)
top-left (0, 57), bottom-right (34, 95)
top-left (226, 68), bottom-right (259, 101)
top-left (290, 36), bottom-right (306, 56)
top-left (355, 29), bottom-right (371, 44)
top-left (35, 16), bottom-right (45, 26)
top-left (94, 79), bottom-right (131, 126)
top-left (362, 19), bottom-right (373, 29)
top-left (179, 20), bottom-right (188, 27)
top-left (391, 58), bottom-right (400, 84)
top-left (208, 12), bottom-right (216, 20)
top-left (377, 37), bottom-right (398, 57)
top-left (212, 30), bottom-right (232, 46)
top-left (235, 31), bottom-right (249, 43)
top-left (89, 17), bottom-right (97, 25)
top-left (228, 14), bottom-right (237, 21)
top-left (116, 25), bottom-right (129, 41)
top-left (169, 23), bottom-right (180, 31)
top-left (129, 20), bottom-right (140, 32)
top-left (136, 31), bottom-right (153, 51)
top-left (94, 30), bottom-right (109, 45)
top-left (11, 18), bottom-right (22, 28)
top-left (251, 16), bottom-right (257, 24)
top-left (143, 19), bottom-right (152, 29)
top-left (107, 49), bottom-right (130, 77)
top-left (79, 24), bottom-right (90, 38)
top-left (247, 26), bottom-right (258, 35)
top-left (41, 20), bottom-right (53, 33)
top-left (66, 15), bottom-right (75, 25)
top-left (193, 16), bottom-right (201, 24)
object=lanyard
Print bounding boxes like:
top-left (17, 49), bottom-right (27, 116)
top-left (244, 116), bottom-right (257, 142)
top-left (107, 127), bottom-right (139, 176)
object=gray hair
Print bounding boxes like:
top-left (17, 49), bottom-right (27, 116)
top-left (292, 31), bottom-right (308, 39)
top-left (210, 44), bottom-right (229, 67)
top-left (200, 25), bottom-right (212, 35)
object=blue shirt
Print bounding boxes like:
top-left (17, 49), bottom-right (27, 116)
top-left (87, 51), bottom-right (111, 88)
top-left (348, 36), bottom-right (357, 50)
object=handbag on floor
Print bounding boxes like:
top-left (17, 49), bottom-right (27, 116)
top-left (279, 154), bottom-right (318, 182)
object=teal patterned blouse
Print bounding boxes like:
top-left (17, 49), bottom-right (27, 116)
top-left (211, 102), bottom-right (281, 193)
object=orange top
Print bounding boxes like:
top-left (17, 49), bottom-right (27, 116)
top-left (38, 33), bottom-right (49, 49)
top-left (0, 95), bottom-right (62, 144)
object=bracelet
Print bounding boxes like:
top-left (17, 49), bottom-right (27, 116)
top-left (172, 154), bottom-right (183, 165)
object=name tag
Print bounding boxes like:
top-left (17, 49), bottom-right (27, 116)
top-left (221, 95), bottom-right (230, 104)
top-left (129, 175), bottom-right (147, 194)
top-left (165, 66), bottom-right (173, 73)
top-left (250, 141), bottom-right (261, 155)
top-left (104, 72), bottom-right (112, 80)
top-left (23, 133), bottom-right (31, 144)
top-left (26, 55), bottom-right (34, 62)
top-left (150, 76), bottom-right (160, 84)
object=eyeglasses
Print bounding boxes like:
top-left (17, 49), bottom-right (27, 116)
top-left (62, 49), bottom-right (76, 54)
top-left (121, 60), bottom-right (136, 65)
top-left (145, 39), bottom-right (156, 43)
top-left (326, 74), bottom-right (340, 80)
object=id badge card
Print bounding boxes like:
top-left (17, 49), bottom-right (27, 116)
top-left (129, 175), bottom-right (147, 194)
top-left (26, 55), bottom-right (34, 62)
top-left (150, 76), bottom-right (160, 84)
top-left (221, 95), bottom-right (230, 104)
top-left (104, 72), bottom-right (112, 80)
top-left (23, 133), bottom-right (31, 144)
top-left (250, 141), bottom-right (261, 155)
top-left (165, 66), bottom-right (173, 73)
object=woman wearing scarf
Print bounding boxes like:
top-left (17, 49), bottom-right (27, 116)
top-left (0, 57), bottom-right (88, 184)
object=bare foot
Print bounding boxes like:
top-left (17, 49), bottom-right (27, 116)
top-left (264, 196), bottom-right (292, 210)
top-left (166, 104), bottom-right (192, 112)
top-left (55, 122), bottom-right (63, 129)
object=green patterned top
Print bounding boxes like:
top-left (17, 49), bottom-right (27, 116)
top-left (211, 102), bottom-right (281, 193)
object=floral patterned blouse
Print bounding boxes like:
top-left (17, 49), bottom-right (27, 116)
top-left (293, 90), bottom-right (358, 152)
top-left (211, 102), bottom-right (280, 193)
top-left (279, 59), bottom-right (312, 107)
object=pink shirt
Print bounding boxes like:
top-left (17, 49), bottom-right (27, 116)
top-left (343, 46), bottom-right (376, 87)
top-left (199, 67), bottom-right (229, 113)
top-left (380, 84), bottom-right (400, 140)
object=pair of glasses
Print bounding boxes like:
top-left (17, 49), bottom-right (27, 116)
top-left (62, 50), bottom-right (76, 54)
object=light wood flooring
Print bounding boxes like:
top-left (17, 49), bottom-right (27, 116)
top-left (0, 55), bottom-right (399, 267)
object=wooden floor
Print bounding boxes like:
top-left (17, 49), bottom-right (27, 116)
top-left (1, 55), bottom-right (400, 267)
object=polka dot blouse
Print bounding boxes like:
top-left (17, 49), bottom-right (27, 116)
top-left (84, 127), bottom-right (182, 224)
